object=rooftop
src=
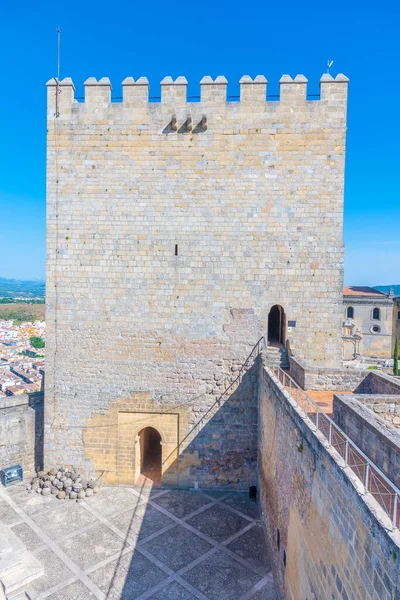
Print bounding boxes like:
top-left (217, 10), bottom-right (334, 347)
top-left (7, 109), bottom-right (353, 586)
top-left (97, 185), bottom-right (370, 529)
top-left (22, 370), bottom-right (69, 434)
top-left (343, 286), bottom-right (388, 298)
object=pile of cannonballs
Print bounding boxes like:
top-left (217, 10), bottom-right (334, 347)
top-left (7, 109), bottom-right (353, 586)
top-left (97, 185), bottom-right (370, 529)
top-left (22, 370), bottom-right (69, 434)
top-left (28, 468), bottom-right (99, 501)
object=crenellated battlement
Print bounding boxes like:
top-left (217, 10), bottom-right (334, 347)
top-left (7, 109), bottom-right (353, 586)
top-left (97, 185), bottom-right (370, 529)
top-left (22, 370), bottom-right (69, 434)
top-left (46, 73), bottom-right (349, 119)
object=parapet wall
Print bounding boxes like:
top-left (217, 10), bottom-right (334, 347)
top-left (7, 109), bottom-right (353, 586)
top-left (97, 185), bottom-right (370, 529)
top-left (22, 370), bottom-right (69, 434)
top-left (0, 393), bottom-right (43, 476)
top-left (289, 354), bottom-right (366, 391)
top-left (333, 394), bottom-right (400, 486)
top-left (46, 74), bottom-right (349, 122)
top-left (354, 371), bottom-right (400, 395)
top-left (259, 365), bottom-right (400, 600)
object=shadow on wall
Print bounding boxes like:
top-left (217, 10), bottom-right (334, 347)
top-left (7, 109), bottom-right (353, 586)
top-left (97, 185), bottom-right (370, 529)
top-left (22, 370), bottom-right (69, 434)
top-left (90, 348), bottom-right (265, 598)
top-left (134, 359), bottom-right (260, 491)
top-left (100, 361), bottom-right (270, 599)
top-left (29, 392), bottom-right (44, 473)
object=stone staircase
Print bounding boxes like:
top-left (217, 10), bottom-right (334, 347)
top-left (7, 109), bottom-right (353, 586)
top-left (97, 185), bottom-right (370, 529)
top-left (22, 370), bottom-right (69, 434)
top-left (265, 345), bottom-right (290, 369)
top-left (0, 523), bottom-right (43, 600)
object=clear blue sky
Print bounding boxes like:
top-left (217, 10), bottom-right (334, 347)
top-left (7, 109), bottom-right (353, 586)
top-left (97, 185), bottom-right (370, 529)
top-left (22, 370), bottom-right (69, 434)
top-left (0, 1), bottom-right (398, 285)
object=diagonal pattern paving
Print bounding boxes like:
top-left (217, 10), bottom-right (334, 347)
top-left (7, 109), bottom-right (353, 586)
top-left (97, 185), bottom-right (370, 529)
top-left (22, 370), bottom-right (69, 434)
top-left (0, 483), bottom-right (277, 600)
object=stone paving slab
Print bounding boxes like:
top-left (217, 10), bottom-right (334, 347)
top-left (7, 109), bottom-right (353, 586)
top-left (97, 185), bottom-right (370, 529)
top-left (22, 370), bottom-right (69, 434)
top-left (46, 579), bottom-right (98, 599)
top-left (226, 524), bottom-right (270, 572)
top-left (27, 546), bottom-right (75, 596)
top-left (141, 524), bottom-right (214, 571)
top-left (151, 490), bottom-right (211, 518)
top-left (0, 499), bottom-right (21, 525)
top-left (181, 549), bottom-right (263, 600)
top-left (59, 521), bottom-right (129, 571)
top-left (148, 580), bottom-right (197, 599)
top-left (0, 484), bottom-right (278, 599)
top-left (110, 504), bottom-right (176, 543)
top-left (185, 504), bottom-right (251, 543)
top-left (9, 521), bottom-right (45, 552)
top-left (30, 500), bottom-right (98, 538)
top-left (88, 550), bottom-right (169, 599)
top-left (222, 495), bottom-right (260, 519)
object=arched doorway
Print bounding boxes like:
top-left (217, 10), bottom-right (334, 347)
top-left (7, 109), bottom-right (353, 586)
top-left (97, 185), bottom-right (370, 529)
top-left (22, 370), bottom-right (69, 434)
top-left (268, 305), bottom-right (286, 346)
top-left (136, 427), bottom-right (162, 485)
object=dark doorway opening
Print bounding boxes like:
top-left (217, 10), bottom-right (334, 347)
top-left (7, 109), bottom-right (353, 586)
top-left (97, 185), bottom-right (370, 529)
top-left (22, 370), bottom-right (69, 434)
top-left (268, 305), bottom-right (286, 346)
top-left (138, 427), bottom-right (162, 485)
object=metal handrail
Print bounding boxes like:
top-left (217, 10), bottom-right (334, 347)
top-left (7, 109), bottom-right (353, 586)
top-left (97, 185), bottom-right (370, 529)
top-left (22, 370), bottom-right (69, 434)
top-left (267, 363), bottom-right (400, 529)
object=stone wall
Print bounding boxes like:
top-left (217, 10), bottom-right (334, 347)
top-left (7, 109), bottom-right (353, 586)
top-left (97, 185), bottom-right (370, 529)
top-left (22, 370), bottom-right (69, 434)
top-left (354, 370), bottom-right (400, 395)
top-left (258, 365), bottom-right (400, 600)
top-left (0, 393), bottom-right (43, 476)
top-left (45, 73), bottom-right (348, 480)
top-left (289, 354), bottom-right (366, 391)
top-left (361, 395), bottom-right (400, 427)
top-left (333, 394), bottom-right (400, 486)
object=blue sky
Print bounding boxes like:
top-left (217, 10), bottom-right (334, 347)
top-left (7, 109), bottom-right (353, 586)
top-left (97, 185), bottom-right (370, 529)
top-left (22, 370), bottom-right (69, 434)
top-left (0, 1), bottom-right (398, 284)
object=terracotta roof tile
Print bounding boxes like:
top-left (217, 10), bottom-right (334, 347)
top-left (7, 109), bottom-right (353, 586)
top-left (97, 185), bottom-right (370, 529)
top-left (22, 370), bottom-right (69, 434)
top-left (343, 286), bottom-right (387, 297)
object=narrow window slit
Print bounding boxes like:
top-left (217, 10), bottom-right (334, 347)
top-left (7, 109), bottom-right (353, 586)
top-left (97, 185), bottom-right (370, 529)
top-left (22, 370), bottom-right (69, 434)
top-left (175, 244), bottom-right (178, 256)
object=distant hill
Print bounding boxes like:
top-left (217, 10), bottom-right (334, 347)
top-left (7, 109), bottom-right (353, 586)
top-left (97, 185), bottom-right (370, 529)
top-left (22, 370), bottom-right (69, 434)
top-left (374, 285), bottom-right (400, 296)
top-left (0, 277), bottom-right (45, 300)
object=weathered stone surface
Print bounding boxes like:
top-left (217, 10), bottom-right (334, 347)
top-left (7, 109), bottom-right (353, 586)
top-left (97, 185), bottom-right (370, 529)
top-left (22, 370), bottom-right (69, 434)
top-left (259, 365), bottom-right (400, 600)
top-left (45, 73), bottom-right (348, 487)
top-left (334, 394), bottom-right (400, 486)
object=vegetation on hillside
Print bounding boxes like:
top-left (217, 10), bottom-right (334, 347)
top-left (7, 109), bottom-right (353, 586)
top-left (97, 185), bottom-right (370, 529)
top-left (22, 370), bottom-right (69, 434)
top-left (0, 303), bottom-right (45, 324)
top-left (394, 335), bottom-right (399, 376)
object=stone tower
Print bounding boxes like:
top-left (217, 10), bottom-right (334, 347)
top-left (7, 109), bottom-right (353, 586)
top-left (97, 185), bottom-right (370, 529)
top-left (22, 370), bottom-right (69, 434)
top-left (45, 72), bottom-right (349, 487)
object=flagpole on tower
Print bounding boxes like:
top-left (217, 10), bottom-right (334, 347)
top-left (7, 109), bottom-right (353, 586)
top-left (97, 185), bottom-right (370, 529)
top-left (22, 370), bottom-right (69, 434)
top-left (57, 27), bottom-right (61, 81)
top-left (55, 28), bottom-right (61, 117)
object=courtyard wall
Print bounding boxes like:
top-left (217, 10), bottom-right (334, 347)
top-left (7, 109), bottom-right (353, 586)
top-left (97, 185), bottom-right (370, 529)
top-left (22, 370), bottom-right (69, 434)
top-left (258, 364), bottom-right (400, 600)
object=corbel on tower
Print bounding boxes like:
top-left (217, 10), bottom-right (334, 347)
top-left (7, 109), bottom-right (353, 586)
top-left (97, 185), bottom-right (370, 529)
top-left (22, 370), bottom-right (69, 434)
top-left (279, 74), bottom-right (308, 104)
top-left (200, 76), bottom-right (228, 104)
top-left (239, 75), bottom-right (267, 104)
top-left (122, 77), bottom-right (149, 104)
top-left (160, 76), bottom-right (188, 106)
top-left (84, 77), bottom-right (112, 105)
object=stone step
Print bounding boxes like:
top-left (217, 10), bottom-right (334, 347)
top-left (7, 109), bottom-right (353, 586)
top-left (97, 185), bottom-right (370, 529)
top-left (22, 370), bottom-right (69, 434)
top-left (0, 525), bottom-right (26, 558)
top-left (0, 525), bottom-right (26, 580)
top-left (1, 552), bottom-right (44, 597)
top-left (8, 590), bottom-right (32, 600)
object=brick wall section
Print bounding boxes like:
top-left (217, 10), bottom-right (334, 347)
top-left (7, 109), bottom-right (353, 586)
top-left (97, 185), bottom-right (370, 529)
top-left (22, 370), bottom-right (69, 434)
top-left (258, 365), bottom-right (400, 600)
top-left (333, 394), bottom-right (400, 487)
top-left (289, 354), bottom-right (366, 390)
top-left (45, 73), bottom-right (348, 479)
top-left (355, 371), bottom-right (400, 395)
top-left (0, 393), bottom-right (43, 475)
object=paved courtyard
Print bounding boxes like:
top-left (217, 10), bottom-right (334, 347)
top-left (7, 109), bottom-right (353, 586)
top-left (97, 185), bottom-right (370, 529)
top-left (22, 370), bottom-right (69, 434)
top-left (0, 484), bottom-right (277, 599)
